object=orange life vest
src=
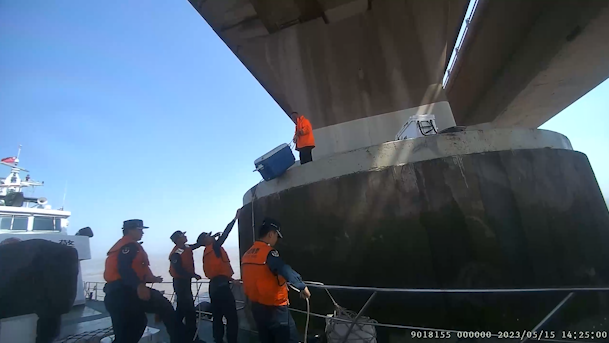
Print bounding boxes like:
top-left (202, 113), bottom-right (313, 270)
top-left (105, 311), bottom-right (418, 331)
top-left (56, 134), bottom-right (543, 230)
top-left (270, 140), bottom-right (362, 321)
top-left (169, 245), bottom-right (195, 278)
top-left (295, 115), bottom-right (315, 150)
top-left (241, 241), bottom-right (288, 306)
top-left (104, 236), bottom-right (153, 283)
top-left (203, 245), bottom-right (234, 279)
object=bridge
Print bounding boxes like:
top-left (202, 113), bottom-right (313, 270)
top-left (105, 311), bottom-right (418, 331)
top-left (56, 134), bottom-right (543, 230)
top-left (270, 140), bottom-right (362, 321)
top-left (188, 1), bottom-right (609, 341)
top-left (190, 0), bottom-right (609, 158)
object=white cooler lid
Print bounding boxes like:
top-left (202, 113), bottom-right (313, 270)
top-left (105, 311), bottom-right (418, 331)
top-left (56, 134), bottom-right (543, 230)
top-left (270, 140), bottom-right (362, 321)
top-left (254, 143), bottom-right (289, 164)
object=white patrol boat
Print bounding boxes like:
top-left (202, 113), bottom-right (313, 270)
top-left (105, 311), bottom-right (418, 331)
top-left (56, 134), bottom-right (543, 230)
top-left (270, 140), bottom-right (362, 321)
top-left (0, 146), bottom-right (92, 306)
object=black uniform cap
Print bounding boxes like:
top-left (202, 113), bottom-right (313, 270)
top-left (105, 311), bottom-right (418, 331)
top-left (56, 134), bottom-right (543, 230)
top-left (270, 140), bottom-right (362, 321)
top-left (170, 230), bottom-right (186, 242)
top-left (257, 217), bottom-right (283, 239)
top-left (122, 219), bottom-right (148, 230)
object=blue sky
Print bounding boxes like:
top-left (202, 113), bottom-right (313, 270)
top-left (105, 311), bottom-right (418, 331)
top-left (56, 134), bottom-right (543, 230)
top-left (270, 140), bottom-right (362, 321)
top-left (1, 1), bottom-right (608, 260)
top-left (0, 0), bottom-right (293, 258)
top-left (540, 81), bottom-right (609, 201)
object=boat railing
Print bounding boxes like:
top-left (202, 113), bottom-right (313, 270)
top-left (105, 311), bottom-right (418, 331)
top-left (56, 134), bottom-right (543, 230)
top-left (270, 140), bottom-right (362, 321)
top-left (299, 283), bottom-right (609, 343)
top-left (84, 280), bottom-right (609, 343)
top-left (84, 280), bottom-right (246, 320)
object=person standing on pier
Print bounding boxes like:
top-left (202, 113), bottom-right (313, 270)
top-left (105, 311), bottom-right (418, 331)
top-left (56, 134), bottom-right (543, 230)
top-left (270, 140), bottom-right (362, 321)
top-left (198, 209), bottom-right (240, 343)
top-left (241, 218), bottom-right (311, 343)
top-left (169, 230), bottom-right (204, 342)
top-left (290, 111), bottom-right (315, 165)
top-left (103, 219), bottom-right (186, 343)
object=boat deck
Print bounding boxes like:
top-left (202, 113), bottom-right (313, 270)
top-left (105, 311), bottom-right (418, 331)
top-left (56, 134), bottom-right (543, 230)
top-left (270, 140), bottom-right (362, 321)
top-left (56, 300), bottom-right (258, 343)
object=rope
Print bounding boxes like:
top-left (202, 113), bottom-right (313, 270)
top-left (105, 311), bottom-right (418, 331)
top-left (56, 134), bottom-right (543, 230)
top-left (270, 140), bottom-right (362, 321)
top-left (289, 284), bottom-right (310, 343)
top-left (304, 284), bottom-right (609, 294)
top-left (289, 307), bottom-right (465, 333)
top-left (305, 297), bottom-right (310, 342)
top-left (250, 139), bottom-right (294, 243)
top-left (308, 281), bottom-right (339, 308)
top-left (227, 279), bottom-right (609, 294)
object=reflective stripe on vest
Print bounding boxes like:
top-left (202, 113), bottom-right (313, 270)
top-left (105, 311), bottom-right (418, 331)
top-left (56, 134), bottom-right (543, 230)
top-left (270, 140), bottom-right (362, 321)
top-left (241, 241), bottom-right (288, 306)
top-left (203, 245), bottom-right (234, 280)
top-left (103, 236), bottom-right (152, 283)
top-left (169, 245), bottom-right (195, 278)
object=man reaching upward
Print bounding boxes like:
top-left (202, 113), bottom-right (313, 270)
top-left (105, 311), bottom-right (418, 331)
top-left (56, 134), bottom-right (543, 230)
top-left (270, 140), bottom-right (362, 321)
top-left (169, 231), bottom-right (204, 342)
top-left (198, 210), bottom-right (241, 343)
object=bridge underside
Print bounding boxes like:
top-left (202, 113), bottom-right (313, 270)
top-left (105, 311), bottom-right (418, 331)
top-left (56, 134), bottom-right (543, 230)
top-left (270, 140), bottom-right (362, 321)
top-left (190, 0), bottom-right (609, 131)
top-left (448, 0), bottom-right (609, 128)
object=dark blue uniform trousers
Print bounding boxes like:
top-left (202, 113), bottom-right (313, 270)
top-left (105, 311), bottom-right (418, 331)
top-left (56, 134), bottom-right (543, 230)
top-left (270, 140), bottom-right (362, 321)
top-left (105, 285), bottom-right (186, 343)
top-left (251, 302), bottom-right (299, 343)
top-left (210, 283), bottom-right (238, 343)
top-left (173, 278), bottom-right (198, 341)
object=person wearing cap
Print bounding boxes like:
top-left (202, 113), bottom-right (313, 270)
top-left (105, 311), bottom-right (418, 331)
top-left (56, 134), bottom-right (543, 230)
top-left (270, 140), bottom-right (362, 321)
top-left (197, 209), bottom-right (240, 343)
top-left (241, 218), bottom-right (311, 343)
top-left (169, 230), bottom-right (204, 342)
top-left (104, 219), bottom-right (186, 343)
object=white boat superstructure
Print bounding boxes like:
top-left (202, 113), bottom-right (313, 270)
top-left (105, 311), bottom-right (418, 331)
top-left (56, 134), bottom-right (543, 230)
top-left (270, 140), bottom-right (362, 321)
top-left (0, 146), bottom-right (91, 305)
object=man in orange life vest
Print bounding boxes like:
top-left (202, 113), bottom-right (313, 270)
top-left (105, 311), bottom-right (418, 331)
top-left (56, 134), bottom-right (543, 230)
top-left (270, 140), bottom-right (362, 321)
top-left (169, 230), bottom-right (204, 342)
top-left (197, 209), bottom-right (240, 343)
top-left (290, 111), bottom-right (315, 165)
top-left (242, 218), bottom-right (311, 343)
top-left (104, 219), bottom-right (186, 343)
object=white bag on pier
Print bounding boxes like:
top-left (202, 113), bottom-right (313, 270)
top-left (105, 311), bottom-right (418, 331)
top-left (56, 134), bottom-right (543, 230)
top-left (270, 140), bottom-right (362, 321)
top-left (395, 114), bottom-right (438, 140)
top-left (325, 307), bottom-right (378, 343)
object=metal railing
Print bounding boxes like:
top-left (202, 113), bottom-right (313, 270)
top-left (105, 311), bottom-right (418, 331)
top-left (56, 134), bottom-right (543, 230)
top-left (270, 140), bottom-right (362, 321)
top-left (84, 280), bottom-right (244, 319)
top-left (83, 280), bottom-right (609, 343)
top-left (301, 283), bottom-right (609, 343)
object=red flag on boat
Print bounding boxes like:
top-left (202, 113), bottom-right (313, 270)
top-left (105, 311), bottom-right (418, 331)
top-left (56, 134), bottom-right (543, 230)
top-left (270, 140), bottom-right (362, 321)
top-left (1, 157), bottom-right (16, 164)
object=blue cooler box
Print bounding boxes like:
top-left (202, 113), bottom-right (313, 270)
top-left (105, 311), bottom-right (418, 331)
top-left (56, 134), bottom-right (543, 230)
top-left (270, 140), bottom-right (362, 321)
top-left (254, 143), bottom-right (295, 181)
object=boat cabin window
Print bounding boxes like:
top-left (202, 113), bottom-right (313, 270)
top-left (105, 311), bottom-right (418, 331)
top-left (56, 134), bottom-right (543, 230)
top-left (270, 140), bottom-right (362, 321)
top-left (0, 215), bottom-right (62, 231)
top-left (0, 215), bottom-right (29, 231)
top-left (33, 217), bottom-right (52, 231)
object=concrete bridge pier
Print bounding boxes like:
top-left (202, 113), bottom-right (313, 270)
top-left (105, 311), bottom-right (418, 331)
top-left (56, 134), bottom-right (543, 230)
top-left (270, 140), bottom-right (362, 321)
top-left (186, 0), bottom-right (609, 340)
top-left (237, 129), bottom-right (609, 340)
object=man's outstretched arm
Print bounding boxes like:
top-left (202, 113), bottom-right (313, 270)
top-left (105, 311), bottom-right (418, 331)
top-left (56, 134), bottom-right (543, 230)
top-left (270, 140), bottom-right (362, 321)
top-left (213, 209), bottom-right (241, 257)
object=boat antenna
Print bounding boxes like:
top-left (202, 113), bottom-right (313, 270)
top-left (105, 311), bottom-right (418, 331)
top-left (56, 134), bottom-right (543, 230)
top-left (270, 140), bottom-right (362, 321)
top-left (16, 145), bottom-right (22, 165)
top-left (62, 181), bottom-right (68, 209)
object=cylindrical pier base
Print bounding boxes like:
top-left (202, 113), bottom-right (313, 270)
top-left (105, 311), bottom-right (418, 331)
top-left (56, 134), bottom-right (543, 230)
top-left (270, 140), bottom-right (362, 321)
top-left (238, 129), bottom-right (609, 338)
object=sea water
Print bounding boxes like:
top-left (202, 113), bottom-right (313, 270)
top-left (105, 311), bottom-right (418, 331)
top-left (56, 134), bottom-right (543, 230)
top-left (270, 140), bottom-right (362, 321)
top-left (81, 246), bottom-right (241, 304)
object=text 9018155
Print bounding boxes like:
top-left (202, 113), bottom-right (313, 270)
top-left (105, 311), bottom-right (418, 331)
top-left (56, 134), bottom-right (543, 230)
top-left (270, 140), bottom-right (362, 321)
top-left (411, 331), bottom-right (452, 339)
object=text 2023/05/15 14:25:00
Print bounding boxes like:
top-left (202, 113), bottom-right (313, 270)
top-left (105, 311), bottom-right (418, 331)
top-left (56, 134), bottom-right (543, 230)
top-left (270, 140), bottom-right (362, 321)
top-left (410, 330), bottom-right (608, 340)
